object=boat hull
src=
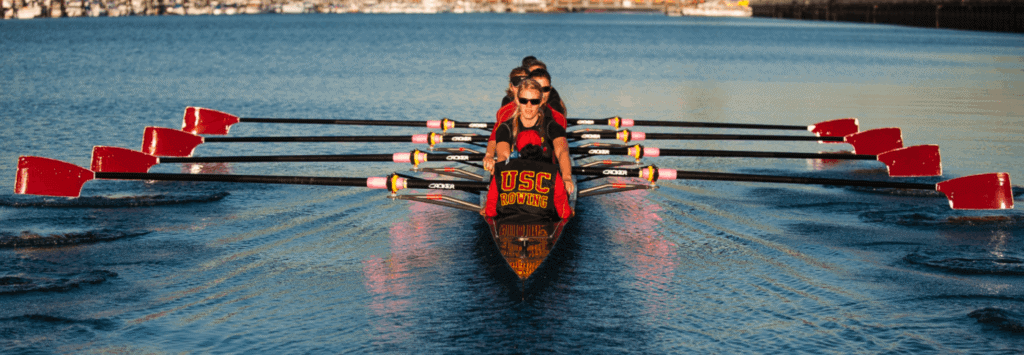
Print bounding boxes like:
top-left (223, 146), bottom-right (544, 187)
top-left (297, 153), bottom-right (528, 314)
top-left (485, 217), bottom-right (571, 283)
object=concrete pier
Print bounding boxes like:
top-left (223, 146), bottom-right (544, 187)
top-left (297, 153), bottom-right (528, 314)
top-left (750, 0), bottom-right (1023, 33)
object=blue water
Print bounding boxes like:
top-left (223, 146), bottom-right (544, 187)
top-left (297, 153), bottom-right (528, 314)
top-left (2, 14), bottom-right (1024, 353)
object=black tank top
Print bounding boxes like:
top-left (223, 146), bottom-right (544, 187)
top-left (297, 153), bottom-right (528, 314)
top-left (492, 159), bottom-right (562, 222)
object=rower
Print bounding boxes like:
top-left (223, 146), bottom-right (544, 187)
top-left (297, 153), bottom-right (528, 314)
top-left (522, 59), bottom-right (567, 117)
top-left (482, 129), bottom-right (573, 222)
top-left (526, 68), bottom-right (567, 126)
top-left (486, 67), bottom-right (529, 172)
top-left (485, 79), bottom-right (574, 195)
top-left (499, 66), bottom-right (529, 109)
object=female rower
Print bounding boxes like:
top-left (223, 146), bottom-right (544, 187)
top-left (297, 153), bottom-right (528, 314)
top-left (484, 69), bottom-right (569, 171)
top-left (500, 67), bottom-right (529, 109)
top-left (487, 79), bottom-right (575, 195)
top-left (527, 68), bottom-right (567, 126)
top-left (486, 67), bottom-right (530, 171)
top-left (522, 60), bottom-right (567, 117)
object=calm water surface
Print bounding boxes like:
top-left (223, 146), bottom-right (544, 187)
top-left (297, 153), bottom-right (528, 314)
top-left (1, 14), bottom-right (1023, 354)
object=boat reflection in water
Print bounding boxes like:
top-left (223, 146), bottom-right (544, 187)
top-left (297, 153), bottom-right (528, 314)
top-left (485, 217), bottom-right (571, 283)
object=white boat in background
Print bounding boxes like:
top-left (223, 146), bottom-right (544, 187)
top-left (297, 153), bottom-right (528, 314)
top-left (16, 4), bottom-right (42, 19)
top-left (279, 2), bottom-right (307, 14)
top-left (682, 0), bottom-right (751, 17)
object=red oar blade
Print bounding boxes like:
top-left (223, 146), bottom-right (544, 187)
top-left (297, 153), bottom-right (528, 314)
top-left (182, 107), bottom-right (240, 135)
top-left (809, 118), bottom-right (859, 138)
top-left (15, 157), bottom-right (95, 198)
top-left (91, 146), bottom-right (159, 173)
top-left (843, 127), bottom-right (903, 155)
top-left (142, 127), bottom-right (204, 157)
top-left (876, 145), bottom-right (942, 177)
top-left (936, 173), bottom-right (1014, 210)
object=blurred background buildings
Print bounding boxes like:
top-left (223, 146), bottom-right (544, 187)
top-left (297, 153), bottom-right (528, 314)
top-left (2, 0), bottom-right (1019, 33)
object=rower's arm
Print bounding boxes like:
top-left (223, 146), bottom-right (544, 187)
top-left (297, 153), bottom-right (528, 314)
top-left (483, 140), bottom-right (497, 172)
top-left (495, 142), bottom-right (511, 162)
top-left (553, 137), bottom-right (573, 181)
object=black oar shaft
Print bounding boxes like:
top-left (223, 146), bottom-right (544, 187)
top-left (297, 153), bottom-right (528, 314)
top-left (569, 147), bottom-right (875, 160)
top-left (202, 135), bottom-right (489, 143)
top-left (569, 132), bottom-right (844, 142)
top-left (629, 120), bottom-right (806, 130)
top-left (641, 133), bottom-right (843, 142)
top-left (656, 149), bottom-right (876, 160)
top-left (204, 136), bottom-right (415, 143)
top-left (241, 118), bottom-right (425, 127)
top-left (239, 118), bottom-right (492, 129)
top-left (92, 172), bottom-right (491, 191)
top-left (671, 170), bottom-right (935, 190)
top-left (94, 172), bottom-right (369, 187)
top-left (572, 167), bottom-right (648, 176)
top-left (404, 180), bottom-right (489, 190)
top-left (159, 155), bottom-right (397, 163)
top-left (158, 153), bottom-right (487, 164)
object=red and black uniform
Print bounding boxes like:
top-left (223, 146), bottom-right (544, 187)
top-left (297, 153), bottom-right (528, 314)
top-left (492, 117), bottom-right (566, 164)
top-left (489, 105), bottom-right (566, 144)
top-left (485, 157), bottom-right (571, 222)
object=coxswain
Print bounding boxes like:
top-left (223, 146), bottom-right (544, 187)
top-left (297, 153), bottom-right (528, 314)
top-left (482, 129), bottom-right (573, 222)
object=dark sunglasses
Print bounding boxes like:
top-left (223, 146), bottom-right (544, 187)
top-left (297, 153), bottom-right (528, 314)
top-left (510, 76), bottom-right (527, 86)
top-left (540, 86), bottom-right (552, 93)
top-left (518, 97), bottom-right (541, 105)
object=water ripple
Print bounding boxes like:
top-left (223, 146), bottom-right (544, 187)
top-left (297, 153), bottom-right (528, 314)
top-left (0, 229), bottom-right (148, 248)
top-left (0, 192), bottom-right (230, 208)
top-left (0, 270), bottom-right (117, 295)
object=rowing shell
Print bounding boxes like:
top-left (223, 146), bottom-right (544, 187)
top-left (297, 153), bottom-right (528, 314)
top-left (485, 217), bottom-right (572, 284)
top-left (480, 156), bottom-right (579, 285)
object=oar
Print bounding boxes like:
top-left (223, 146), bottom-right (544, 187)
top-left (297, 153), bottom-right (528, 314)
top-left (17, 156), bottom-right (1012, 210)
top-left (142, 127), bottom-right (488, 157)
top-left (571, 166), bottom-right (1013, 210)
top-left (143, 126), bottom-right (900, 158)
top-left (568, 117), bottom-right (858, 137)
top-left (185, 107), bottom-right (857, 138)
top-left (14, 156), bottom-right (488, 198)
top-left (576, 144), bottom-right (941, 177)
top-left (96, 143), bottom-right (941, 178)
top-left (182, 107), bottom-right (492, 135)
top-left (569, 127), bottom-right (903, 155)
top-left (92, 146), bottom-right (486, 173)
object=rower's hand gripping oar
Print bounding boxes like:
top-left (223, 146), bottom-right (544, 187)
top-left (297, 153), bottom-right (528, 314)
top-left (571, 127), bottom-right (904, 156)
top-left (15, 156), bottom-right (488, 198)
top-left (570, 165), bottom-right (1013, 210)
top-left (570, 117), bottom-right (859, 137)
top-left (142, 127), bottom-right (487, 157)
top-left (576, 144), bottom-right (942, 177)
top-left (182, 107), bottom-right (492, 135)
